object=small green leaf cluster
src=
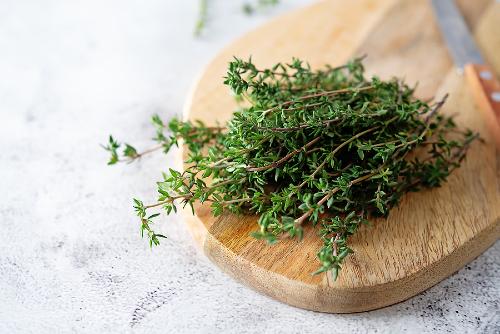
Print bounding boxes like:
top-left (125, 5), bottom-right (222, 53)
top-left (243, 0), bottom-right (280, 15)
top-left (195, 0), bottom-right (280, 37)
top-left (105, 56), bottom-right (477, 280)
top-left (314, 212), bottom-right (367, 279)
top-left (103, 117), bottom-right (222, 166)
top-left (101, 136), bottom-right (143, 165)
top-left (133, 199), bottom-right (167, 247)
top-left (102, 136), bottom-right (137, 165)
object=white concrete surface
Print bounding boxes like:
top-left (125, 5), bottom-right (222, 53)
top-left (0, 1), bottom-right (498, 333)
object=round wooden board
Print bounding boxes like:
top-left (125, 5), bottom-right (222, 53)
top-left (182, 0), bottom-right (500, 313)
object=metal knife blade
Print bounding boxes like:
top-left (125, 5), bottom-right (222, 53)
top-left (430, 0), bottom-right (484, 69)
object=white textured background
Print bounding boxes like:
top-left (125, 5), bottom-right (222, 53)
top-left (0, 1), bottom-right (498, 333)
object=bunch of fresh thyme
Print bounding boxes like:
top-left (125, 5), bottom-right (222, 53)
top-left (104, 57), bottom-right (477, 280)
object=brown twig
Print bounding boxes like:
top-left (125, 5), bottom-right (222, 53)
top-left (294, 188), bottom-right (339, 226)
top-left (255, 118), bottom-right (340, 132)
top-left (261, 85), bottom-right (374, 116)
top-left (425, 94), bottom-right (448, 123)
top-left (247, 136), bottom-right (322, 172)
top-left (294, 168), bottom-right (383, 226)
top-left (296, 126), bottom-right (380, 189)
top-left (144, 193), bottom-right (193, 209)
top-left (332, 233), bottom-right (341, 257)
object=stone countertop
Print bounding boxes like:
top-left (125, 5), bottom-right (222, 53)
top-left (0, 1), bottom-right (498, 333)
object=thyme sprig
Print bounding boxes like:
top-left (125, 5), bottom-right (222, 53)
top-left (105, 57), bottom-right (477, 280)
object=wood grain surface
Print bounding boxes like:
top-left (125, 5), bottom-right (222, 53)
top-left (182, 0), bottom-right (500, 313)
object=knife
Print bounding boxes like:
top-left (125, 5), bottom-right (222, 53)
top-left (431, 0), bottom-right (500, 148)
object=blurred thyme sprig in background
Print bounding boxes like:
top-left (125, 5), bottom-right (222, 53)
top-left (194, 0), bottom-right (281, 37)
top-left (104, 56), bottom-right (477, 280)
top-left (194, 0), bottom-right (208, 37)
top-left (243, 0), bottom-right (280, 15)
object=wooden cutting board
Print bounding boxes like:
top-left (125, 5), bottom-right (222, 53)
top-left (182, 0), bottom-right (500, 313)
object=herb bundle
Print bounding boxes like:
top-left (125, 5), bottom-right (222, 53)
top-left (104, 57), bottom-right (477, 280)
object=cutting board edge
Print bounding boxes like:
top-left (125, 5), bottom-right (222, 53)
top-left (184, 210), bottom-right (499, 313)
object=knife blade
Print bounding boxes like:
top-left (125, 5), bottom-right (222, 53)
top-left (430, 0), bottom-right (484, 69)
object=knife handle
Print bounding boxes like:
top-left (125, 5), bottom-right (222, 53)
top-left (464, 63), bottom-right (500, 149)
